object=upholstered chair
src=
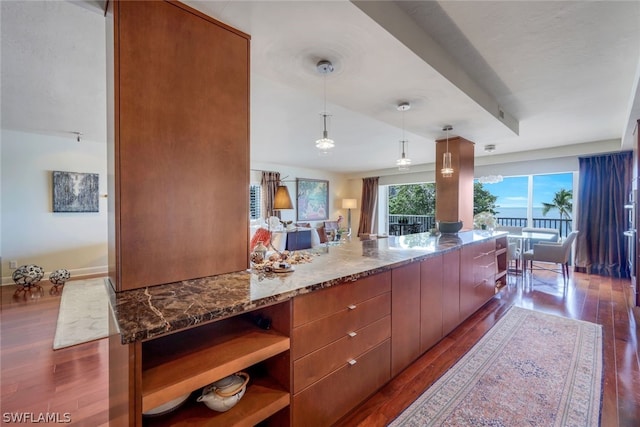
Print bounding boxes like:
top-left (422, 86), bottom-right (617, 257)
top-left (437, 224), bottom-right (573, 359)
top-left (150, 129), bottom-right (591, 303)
top-left (522, 231), bottom-right (579, 282)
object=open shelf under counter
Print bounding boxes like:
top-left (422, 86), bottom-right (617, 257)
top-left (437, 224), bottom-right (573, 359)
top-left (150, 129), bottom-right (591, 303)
top-left (141, 316), bottom-right (290, 414)
top-left (144, 375), bottom-right (289, 427)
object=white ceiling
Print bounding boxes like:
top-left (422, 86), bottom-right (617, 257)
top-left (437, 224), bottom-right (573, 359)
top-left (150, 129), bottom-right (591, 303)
top-left (2, 1), bottom-right (640, 175)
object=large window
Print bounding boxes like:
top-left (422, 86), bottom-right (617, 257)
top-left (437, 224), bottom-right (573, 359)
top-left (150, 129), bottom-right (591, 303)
top-left (478, 172), bottom-right (574, 235)
top-left (485, 176), bottom-right (529, 220)
top-left (532, 173), bottom-right (573, 220)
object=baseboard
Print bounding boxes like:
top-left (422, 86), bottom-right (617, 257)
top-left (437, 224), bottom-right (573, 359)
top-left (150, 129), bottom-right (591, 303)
top-left (1, 266), bottom-right (108, 286)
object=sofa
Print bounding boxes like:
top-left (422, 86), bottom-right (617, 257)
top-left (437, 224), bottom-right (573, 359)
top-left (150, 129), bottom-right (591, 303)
top-left (250, 219), bottom-right (321, 252)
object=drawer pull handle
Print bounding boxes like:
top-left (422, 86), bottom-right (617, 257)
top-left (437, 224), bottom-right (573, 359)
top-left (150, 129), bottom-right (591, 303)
top-left (348, 359), bottom-right (357, 366)
top-left (347, 304), bottom-right (357, 310)
top-left (348, 331), bottom-right (357, 337)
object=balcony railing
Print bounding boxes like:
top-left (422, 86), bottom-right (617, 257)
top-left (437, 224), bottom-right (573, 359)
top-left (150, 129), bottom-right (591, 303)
top-left (388, 214), bottom-right (573, 238)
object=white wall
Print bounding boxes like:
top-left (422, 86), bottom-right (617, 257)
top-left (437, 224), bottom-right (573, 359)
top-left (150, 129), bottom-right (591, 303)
top-left (1, 130), bottom-right (108, 284)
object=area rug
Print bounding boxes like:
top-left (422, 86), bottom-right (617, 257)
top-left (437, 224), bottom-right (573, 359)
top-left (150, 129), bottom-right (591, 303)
top-left (53, 278), bottom-right (109, 350)
top-left (390, 306), bottom-right (602, 427)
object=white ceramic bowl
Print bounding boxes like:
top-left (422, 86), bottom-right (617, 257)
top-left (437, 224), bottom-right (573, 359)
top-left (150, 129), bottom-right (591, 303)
top-left (197, 372), bottom-right (250, 412)
top-left (142, 392), bottom-right (190, 417)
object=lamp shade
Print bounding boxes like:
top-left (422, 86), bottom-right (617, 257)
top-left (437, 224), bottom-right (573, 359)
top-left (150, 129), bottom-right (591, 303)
top-left (273, 185), bottom-right (293, 210)
top-left (342, 198), bottom-right (357, 209)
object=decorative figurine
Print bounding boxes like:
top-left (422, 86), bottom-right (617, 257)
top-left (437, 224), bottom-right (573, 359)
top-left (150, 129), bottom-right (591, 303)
top-left (49, 268), bottom-right (71, 295)
top-left (12, 264), bottom-right (45, 299)
top-left (251, 241), bottom-right (268, 264)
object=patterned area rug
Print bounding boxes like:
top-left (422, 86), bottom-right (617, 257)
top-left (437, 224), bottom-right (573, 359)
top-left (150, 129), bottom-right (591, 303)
top-left (390, 306), bottom-right (602, 427)
top-left (53, 278), bottom-right (109, 350)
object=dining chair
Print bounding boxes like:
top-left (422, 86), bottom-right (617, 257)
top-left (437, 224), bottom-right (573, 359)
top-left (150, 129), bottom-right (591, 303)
top-left (506, 239), bottom-right (521, 274)
top-left (522, 231), bottom-right (579, 282)
top-left (497, 226), bottom-right (523, 274)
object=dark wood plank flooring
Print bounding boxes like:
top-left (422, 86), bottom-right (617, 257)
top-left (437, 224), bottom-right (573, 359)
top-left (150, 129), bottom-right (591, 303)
top-left (0, 280), bottom-right (109, 427)
top-left (1, 269), bottom-right (638, 426)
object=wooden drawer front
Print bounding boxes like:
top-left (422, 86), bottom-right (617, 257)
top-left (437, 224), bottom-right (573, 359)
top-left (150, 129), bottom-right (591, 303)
top-left (293, 271), bottom-right (391, 327)
top-left (293, 315), bottom-right (390, 393)
top-left (292, 292), bottom-right (390, 360)
top-left (473, 241), bottom-right (495, 262)
top-left (292, 339), bottom-right (391, 427)
top-left (474, 258), bottom-right (496, 284)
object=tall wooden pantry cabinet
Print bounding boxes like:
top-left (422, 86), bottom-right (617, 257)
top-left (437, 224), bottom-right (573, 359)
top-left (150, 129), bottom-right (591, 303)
top-left (106, 0), bottom-right (250, 292)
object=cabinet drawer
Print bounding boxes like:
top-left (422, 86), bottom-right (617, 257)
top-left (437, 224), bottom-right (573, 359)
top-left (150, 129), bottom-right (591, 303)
top-left (474, 260), bottom-right (496, 284)
top-left (473, 242), bottom-right (495, 261)
top-left (293, 315), bottom-right (390, 393)
top-left (292, 292), bottom-right (390, 360)
top-left (293, 271), bottom-right (391, 327)
top-left (292, 339), bottom-right (391, 427)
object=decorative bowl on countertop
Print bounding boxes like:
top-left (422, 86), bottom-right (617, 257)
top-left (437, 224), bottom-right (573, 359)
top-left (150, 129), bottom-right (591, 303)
top-left (438, 221), bottom-right (463, 233)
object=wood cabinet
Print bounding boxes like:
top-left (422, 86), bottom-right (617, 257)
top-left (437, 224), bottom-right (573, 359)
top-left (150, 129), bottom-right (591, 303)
top-left (392, 250), bottom-right (462, 375)
top-left (139, 303), bottom-right (291, 426)
top-left (420, 255), bottom-right (444, 353)
top-left (391, 263), bottom-right (422, 377)
top-left (442, 250), bottom-right (461, 335)
top-left (460, 239), bottom-right (497, 321)
top-left (107, 0), bottom-right (250, 291)
top-left (291, 272), bottom-right (391, 426)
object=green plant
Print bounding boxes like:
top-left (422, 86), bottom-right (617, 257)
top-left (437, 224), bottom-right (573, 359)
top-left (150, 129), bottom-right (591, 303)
top-left (473, 182), bottom-right (498, 215)
top-left (388, 183), bottom-right (435, 215)
top-left (541, 189), bottom-right (573, 219)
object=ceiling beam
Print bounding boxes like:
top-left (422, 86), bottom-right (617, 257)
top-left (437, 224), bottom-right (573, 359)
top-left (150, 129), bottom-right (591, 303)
top-left (351, 0), bottom-right (519, 136)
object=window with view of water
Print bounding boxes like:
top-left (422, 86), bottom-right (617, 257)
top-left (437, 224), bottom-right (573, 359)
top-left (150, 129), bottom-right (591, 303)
top-left (484, 176), bottom-right (529, 224)
top-left (384, 173), bottom-right (574, 237)
top-left (476, 172), bottom-right (574, 236)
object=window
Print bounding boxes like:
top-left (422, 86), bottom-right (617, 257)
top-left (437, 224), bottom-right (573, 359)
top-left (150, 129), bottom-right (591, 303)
top-left (476, 172), bottom-right (574, 236)
top-left (249, 184), bottom-right (262, 220)
top-left (487, 176), bottom-right (529, 222)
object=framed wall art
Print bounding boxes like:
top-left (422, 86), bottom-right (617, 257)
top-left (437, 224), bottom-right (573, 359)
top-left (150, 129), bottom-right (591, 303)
top-left (52, 171), bottom-right (99, 213)
top-left (296, 178), bottom-right (329, 221)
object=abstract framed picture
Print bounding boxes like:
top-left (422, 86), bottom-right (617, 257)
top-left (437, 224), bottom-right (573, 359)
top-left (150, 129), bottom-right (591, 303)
top-left (52, 171), bottom-right (99, 213)
top-left (296, 178), bottom-right (329, 221)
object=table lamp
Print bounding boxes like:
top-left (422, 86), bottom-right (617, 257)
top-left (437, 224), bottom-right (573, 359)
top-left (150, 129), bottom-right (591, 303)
top-left (267, 185), bottom-right (294, 254)
top-left (274, 185), bottom-right (294, 210)
top-left (342, 198), bottom-right (357, 237)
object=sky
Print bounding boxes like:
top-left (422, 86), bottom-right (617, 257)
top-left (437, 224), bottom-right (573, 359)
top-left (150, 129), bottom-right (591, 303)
top-left (480, 173), bottom-right (573, 210)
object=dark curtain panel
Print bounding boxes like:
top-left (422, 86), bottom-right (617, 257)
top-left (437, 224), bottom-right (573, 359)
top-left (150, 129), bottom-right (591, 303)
top-left (576, 151), bottom-right (632, 277)
top-left (261, 171), bottom-right (281, 219)
top-left (357, 177), bottom-right (379, 236)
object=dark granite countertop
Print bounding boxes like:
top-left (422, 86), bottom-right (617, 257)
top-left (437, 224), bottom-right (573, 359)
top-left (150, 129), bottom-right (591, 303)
top-left (109, 230), bottom-right (505, 344)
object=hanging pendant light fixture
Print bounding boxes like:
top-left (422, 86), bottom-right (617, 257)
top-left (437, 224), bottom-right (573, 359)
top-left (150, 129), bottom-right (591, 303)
top-left (315, 60), bottom-right (335, 154)
top-left (441, 125), bottom-right (454, 178)
top-left (396, 102), bottom-right (411, 171)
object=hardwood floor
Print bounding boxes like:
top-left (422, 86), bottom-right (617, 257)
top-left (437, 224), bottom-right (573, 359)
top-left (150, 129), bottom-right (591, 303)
top-left (0, 269), bottom-right (637, 426)
top-left (0, 281), bottom-right (109, 426)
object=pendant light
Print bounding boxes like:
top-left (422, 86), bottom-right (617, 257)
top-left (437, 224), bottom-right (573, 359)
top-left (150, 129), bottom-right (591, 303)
top-left (396, 102), bottom-right (411, 170)
top-left (441, 125), bottom-right (454, 178)
top-left (315, 60), bottom-right (335, 154)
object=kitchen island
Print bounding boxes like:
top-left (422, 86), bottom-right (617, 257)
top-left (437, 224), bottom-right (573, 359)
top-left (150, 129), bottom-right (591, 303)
top-left (108, 230), bottom-right (508, 426)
